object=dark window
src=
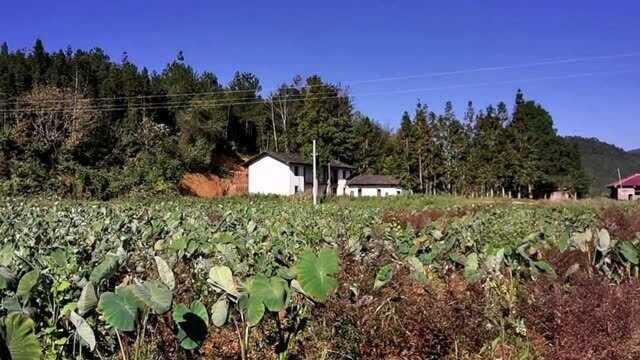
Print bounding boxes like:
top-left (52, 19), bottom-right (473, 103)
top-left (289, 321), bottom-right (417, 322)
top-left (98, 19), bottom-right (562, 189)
top-left (293, 166), bottom-right (299, 176)
top-left (397, 190), bottom-right (401, 195)
top-left (358, 188), bottom-right (362, 197)
top-left (377, 189), bottom-right (382, 197)
top-left (294, 185), bottom-right (299, 193)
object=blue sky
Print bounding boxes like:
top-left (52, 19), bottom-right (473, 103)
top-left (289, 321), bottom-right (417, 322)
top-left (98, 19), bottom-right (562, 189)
top-left (2, 0), bottom-right (639, 150)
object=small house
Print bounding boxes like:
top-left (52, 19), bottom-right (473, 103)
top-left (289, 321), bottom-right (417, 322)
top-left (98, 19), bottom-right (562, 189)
top-left (607, 173), bottom-right (640, 201)
top-left (549, 190), bottom-right (573, 202)
top-left (345, 175), bottom-right (403, 197)
top-left (244, 152), bottom-right (354, 196)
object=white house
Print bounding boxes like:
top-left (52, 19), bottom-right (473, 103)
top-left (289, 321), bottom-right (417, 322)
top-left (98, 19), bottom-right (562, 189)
top-left (345, 175), bottom-right (403, 197)
top-left (245, 152), bottom-right (354, 196)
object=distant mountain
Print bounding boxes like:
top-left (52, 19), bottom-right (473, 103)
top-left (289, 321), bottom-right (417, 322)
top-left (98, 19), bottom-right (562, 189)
top-left (564, 136), bottom-right (640, 196)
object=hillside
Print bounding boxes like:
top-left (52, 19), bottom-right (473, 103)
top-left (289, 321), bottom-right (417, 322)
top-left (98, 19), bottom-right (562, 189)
top-left (565, 136), bottom-right (640, 196)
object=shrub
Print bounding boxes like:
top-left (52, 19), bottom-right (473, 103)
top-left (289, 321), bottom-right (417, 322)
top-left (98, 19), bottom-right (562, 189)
top-left (522, 272), bottom-right (640, 360)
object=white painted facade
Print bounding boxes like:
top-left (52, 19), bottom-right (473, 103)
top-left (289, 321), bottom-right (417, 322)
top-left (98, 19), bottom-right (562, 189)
top-left (247, 154), bottom-right (353, 196)
top-left (345, 186), bottom-right (403, 197)
top-left (248, 156), bottom-right (293, 195)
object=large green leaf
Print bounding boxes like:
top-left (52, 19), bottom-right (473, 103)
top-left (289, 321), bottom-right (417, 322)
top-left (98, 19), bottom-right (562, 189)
top-left (89, 255), bottom-right (120, 285)
top-left (532, 261), bottom-right (557, 279)
top-left (619, 241), bottom-right (639, 264)
top-left (570, 229), bottom-right (592, 252)
top-left (243, 295), bottom-right (265, 327)
top-left (406, 256), bottom-right (427, 284)
top-left (597, 229), bottom-right (612, 252)
top-left (463, 253), bottom-right (481, 283)
top-left (373, 264), bottom-right (394, 290)
top-left (130, 280), bottom-right (173, 314)
top-left (293, 248), bottom-right (339, 303)
top-left (2, 313), bottom-right (42, 360)
top-left (0, 267), bottom-right (16, 291)
top-left (0, 244), bottom-right (14, 267)
top-left (154, 256), bottom-right (175, 290)
top-left (249, 274), bottom-right (288, 312)
top-left (16, 270), bottom-right (39, 301)
top-left (208, 266), bottom-right (239, 297)
top-left (173, 301), bottom-right (209, 350)
top-left (77, 282), bottom-right (98, 315)
top-left (211, 296), bottom-right (229, 327)
top-left (97, 290), bottom-right (139, 331)
top-left (69, 311), bottom-right (96, 351)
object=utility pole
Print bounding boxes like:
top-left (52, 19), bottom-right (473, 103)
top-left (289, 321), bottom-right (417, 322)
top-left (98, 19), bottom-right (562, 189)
top-left (617, 168), bottom-right (623, 199)
top-left (313, 140), bottom-right (318, 206)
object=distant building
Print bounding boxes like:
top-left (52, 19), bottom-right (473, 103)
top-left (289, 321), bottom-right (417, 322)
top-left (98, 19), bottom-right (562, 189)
top-left (345, 175), bottom-right (404, 197)
top-left (244, 152), bottom-right (354, 196)
top-left (607, 173), bottom-right (640, 201)
top-left (549, 190), bottom-right (573, 201)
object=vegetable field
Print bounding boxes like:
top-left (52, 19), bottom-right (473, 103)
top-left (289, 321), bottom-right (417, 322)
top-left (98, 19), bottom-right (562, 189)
top-left (0, 196), bottom-right (639, 359)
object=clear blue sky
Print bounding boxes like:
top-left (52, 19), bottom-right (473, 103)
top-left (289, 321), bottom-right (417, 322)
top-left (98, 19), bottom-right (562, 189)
top-left (2, 0), bottom-right (639, 150)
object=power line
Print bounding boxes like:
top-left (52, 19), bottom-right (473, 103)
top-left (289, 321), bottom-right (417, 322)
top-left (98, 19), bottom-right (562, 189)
top-left (1, 68), bottom-right (636, 114)
top-left (348, 52), bottom-right (640, 84)
top-left (0, 50), bottom-right (638, 106)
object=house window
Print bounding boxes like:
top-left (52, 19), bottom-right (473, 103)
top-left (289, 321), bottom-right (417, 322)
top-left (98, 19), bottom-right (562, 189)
top-left (377, 189), bottom-right (382, 197)
top-left (293, 166), bottom-right (299, 176)
top-left (294, 185), bottom-right (299, 193)
top-left (397, 190), bottom-right (401, 195)
top-left (358, 188), bottom-right (362, 197)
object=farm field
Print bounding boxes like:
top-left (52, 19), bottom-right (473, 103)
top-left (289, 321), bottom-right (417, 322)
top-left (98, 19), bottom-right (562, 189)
top-left (1, 196), bottom-right (640, 360)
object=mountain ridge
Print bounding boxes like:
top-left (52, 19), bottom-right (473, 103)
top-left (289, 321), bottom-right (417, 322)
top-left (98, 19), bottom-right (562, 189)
top-left (565, 136), bottom-right (640, 196)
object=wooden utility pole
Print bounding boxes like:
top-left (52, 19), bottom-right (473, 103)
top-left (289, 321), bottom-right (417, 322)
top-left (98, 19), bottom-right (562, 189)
top-left (313, 140), bottom-right (318, 206)
top-left (617, 168), bottom-right (623, 188)
top-left (327, 162), bottom-right (331, 196)
top-left (617, 168), bottom-right (623, 199)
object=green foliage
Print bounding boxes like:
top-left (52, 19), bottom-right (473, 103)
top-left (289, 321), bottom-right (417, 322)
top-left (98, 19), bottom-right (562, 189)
top-left (0, 40), bottom-right (594, 200)
top-left (173, 301), bottom-right (209, 350)
top-left (293, 248), bottom-right (339, 303)
top-left (69, 311), bottom-right (96, 351)
top-left (154, 256), bottom-right (175, 290)
top-left (77, 282), bottom-right (97, 315)
top-left (89, 254), bottom-right (120, 285)
top-left (208, 266), bottom-right (240, 297)
top-left (0, 194), bottom-right (631, 359)
top-left (97, 288), bottom-right (139, 331)
top-left (210, 296), bottom-right (229, 327)
top-left (1, 313), bottom-right (42, 360)
top-left (16, 271), bottom-right (39, 301)
top-left (374, 264), bottom-right (394, 290)
top-left (130, 280), bottom-right (173, 315)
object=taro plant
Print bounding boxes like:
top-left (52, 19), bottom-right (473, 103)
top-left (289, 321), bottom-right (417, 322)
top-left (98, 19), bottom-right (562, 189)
top-left (173, 301), bottom-right (209, 350)
top-left (95, 256), bottom-right (175, 359)
top-left (207, 248), bottom-right (340, 360)
top-left (0, 312), bottom-right (42, 360)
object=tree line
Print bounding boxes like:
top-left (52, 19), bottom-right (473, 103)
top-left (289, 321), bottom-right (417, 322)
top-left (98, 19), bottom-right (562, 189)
top-left (0, 40), bottom-right (589, 199)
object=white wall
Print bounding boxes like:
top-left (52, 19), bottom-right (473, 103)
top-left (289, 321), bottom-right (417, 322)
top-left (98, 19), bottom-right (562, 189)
top-left (616, 188), bottom-right (637, 201)
top-left (248, 156), bottom-right (293, 195)
top-left (346, 186), bottom-right (403, 197)
top-left (291, 165), bottom-right (305, 194)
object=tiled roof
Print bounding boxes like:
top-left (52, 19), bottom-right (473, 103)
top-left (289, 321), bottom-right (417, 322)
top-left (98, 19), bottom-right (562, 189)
top-left (347, 175), bottom-right (401, 186)
top-left (244, 152), bottom-right (354, 169)
top-left (607, 173), bottom-right (640, 188)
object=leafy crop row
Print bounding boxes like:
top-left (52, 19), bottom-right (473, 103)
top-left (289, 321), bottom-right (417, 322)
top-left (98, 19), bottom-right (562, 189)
top-left (0, 197), bottom-right (637, 359)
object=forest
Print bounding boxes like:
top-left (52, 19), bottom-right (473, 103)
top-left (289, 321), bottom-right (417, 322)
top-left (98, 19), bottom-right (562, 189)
top-left (0, 40), bottom-right (589, 199)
